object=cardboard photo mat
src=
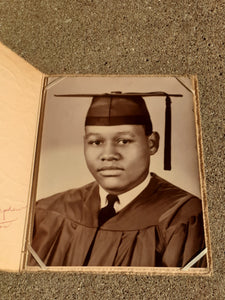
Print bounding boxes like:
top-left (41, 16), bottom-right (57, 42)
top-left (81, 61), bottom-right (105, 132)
top-left (0, 43), bottom-right (212, 274)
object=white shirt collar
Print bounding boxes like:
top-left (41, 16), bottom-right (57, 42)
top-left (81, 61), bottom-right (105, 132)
top-left (99, 173), bottom-right (151, 212)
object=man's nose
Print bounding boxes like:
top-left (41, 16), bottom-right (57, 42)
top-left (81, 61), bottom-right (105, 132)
top-left (100, 143), bottom-right (121, 161)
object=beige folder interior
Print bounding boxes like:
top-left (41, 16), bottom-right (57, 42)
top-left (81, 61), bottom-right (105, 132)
top-left (0, 45), bottom-right (211, 273)
top-left (0, 43), bottom-right (44, 271)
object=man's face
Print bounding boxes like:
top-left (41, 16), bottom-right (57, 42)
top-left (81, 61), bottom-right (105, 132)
top-left (84, 125), bottom-right (155, 195)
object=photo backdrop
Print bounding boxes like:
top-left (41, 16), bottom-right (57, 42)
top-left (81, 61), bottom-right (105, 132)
top-left (36, 76), bottom-right (201, 199)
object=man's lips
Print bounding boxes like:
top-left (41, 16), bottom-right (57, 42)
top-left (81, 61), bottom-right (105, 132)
top-left (97, 166), bottom-right (124, 176)
top-left (97, 166), bottom-right (124, 171)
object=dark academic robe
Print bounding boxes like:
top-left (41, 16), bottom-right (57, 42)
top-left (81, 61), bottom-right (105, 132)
top-left (29, 173), bottom-right (206, 267)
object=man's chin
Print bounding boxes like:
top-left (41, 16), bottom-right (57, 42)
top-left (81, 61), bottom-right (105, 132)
top-left (97, 177), bottom-right (126, 194)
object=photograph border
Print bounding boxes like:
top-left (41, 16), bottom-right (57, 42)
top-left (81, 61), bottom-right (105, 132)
top-left (23, 75), bottom-right (212, 275)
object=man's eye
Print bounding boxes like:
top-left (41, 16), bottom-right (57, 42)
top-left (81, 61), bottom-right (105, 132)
top-left (88, 140), bottom-right (102, 145)
top-left (117, 139), bottom-right (132, 145)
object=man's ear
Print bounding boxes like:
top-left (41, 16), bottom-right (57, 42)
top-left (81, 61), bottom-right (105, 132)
top-left (147, 132), bottom-right (160, 155)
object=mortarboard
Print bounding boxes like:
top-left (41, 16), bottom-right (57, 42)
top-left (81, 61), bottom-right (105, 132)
top-left (54, 91), bottom-right (183, 170)
top-left (85, 94), bottom-right (153, 135)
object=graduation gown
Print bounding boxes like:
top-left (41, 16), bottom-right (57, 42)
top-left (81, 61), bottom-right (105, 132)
top-left (29, 173), bottom-right (206, 267)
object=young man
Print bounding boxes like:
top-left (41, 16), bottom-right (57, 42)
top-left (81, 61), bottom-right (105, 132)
top-left (29, 95), bottom-right (206, 267)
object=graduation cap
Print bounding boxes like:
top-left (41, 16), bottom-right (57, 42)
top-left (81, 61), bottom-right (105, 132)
top-left (54, 91), bottom-right (183, 170)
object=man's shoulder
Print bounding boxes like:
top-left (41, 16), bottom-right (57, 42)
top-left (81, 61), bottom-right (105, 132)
top-left (151, 172), bottom-right (200, 201)
top-left (36, 181), bottom-right (98, 212)
top-left (150, 173), bottom-right (202, 222)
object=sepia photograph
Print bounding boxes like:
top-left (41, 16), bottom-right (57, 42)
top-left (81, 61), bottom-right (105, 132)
top-left (27, 76), bottom-right (208, 271)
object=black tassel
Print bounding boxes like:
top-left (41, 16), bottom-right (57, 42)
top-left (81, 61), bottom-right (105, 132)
top-left (164, 95), bottom-right (171, 170)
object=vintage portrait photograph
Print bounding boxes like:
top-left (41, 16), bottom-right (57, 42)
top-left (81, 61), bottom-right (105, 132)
top-left (26, 76), bottom-right (209, 272)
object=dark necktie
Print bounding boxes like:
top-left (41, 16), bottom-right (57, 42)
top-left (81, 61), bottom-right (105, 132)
top-left (98, 194), bottom-right (119, 226)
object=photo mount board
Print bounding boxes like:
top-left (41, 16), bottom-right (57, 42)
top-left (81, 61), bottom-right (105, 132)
top-left (0, 43), bottom-right (212, 275)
